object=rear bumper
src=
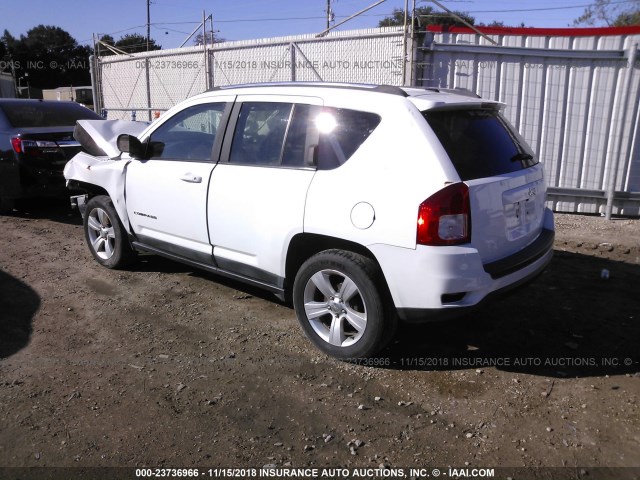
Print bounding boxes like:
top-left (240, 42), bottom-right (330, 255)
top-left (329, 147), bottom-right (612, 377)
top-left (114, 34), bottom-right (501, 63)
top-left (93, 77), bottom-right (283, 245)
top-left (483, 227), bottom-right (554, 279)
top-left (370, 209), bottom-right (555, 323)
top-left (0, 160), bottom-right (67, 200)
top-left (397, 248), bottom-right (552, 323)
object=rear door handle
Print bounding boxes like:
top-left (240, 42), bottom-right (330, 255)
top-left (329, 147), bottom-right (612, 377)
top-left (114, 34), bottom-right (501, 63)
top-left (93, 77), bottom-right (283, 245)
top-left (180, 173), bottom-right (202, 183)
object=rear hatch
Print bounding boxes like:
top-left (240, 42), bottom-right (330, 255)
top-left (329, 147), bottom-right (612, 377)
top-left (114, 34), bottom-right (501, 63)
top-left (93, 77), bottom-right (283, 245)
top-left (423, 106), bottom-right (547, 265)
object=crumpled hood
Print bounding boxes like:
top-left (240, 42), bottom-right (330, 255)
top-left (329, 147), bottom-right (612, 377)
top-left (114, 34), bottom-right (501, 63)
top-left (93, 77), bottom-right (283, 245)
top-left (74, 119), bottom-right (149, 158)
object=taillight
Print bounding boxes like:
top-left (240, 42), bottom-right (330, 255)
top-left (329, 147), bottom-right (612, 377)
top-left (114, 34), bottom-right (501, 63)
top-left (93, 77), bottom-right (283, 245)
top-left (417, 182), bottom-right (471, 246)
top-left (10, 138), bottom-right (59, 158)
top-left (10, 137), bottom-right (23, 153)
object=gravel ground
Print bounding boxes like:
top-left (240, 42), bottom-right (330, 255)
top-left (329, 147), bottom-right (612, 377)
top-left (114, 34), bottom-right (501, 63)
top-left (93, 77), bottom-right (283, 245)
top-left (0, 202), bottom-right (638, 480)
top-left (554, 214), bottom-right (640, 262)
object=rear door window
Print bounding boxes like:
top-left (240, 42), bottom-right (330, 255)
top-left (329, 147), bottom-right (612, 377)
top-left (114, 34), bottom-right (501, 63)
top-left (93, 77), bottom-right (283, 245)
top-left (227, 102), bottom-right (380, 169)
top-left (423, 109), bottom-right (537, 181)
top-left (229, 102), bottom-right (293, 166)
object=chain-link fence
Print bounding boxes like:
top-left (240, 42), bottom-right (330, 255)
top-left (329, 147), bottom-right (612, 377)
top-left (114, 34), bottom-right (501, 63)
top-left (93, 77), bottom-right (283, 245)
top-left (96, 46), bottom-right (208, 121)
top-left (95, 27), bottom-right (406, 121)
top-left (208, 29), bottom-right (405, 86)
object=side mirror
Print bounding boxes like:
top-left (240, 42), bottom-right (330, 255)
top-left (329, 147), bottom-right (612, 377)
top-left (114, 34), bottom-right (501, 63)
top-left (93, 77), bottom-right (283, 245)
top-left (117, 134), bottom-right (146, 159)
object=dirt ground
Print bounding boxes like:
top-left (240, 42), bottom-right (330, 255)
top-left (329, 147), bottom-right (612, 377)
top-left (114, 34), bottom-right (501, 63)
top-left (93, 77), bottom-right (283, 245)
top-left (0, 200), bottom-right (638, 479)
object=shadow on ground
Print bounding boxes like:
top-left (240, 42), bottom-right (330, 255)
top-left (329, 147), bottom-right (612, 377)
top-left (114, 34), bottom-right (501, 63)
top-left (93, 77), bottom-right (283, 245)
top-left (4, 197), bottom-right (82, 226)
top-left (0, 270), bottom-right (40, 359)
top-left (64, 233), bottom-right (640, 380)
top-left (380, 250), bottom-right (640, 378)
top-left (130, 253), bottom-right (288, 305)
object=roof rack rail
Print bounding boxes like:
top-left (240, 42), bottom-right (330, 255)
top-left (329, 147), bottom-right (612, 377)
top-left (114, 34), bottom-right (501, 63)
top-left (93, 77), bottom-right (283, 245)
top-left (207, 82), bottom-right (408, 96)
top-left (371, 85), bottom-right (408, 97)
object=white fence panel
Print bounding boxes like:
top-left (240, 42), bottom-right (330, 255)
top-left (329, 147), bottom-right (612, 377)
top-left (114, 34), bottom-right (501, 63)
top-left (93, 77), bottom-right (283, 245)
top-left (97, 27), bottom-right (405, 121)
top-left (420, 27), bottom-right (640, 215)
top-left (207, 28), bottom-right (405, 87)
top-left (99, 46), bottom-right (206, 120)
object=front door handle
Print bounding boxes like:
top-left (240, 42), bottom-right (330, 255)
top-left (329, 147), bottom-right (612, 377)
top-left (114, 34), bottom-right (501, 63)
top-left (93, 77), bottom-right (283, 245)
top-left (180, 173), bottom-right (202, 183)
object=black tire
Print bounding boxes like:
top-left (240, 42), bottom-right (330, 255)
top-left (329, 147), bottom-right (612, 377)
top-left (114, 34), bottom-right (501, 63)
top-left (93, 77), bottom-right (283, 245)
top-left (83, 195), bottom-right (135, 269)
top-left (292, 249), bottom-right (397, 359)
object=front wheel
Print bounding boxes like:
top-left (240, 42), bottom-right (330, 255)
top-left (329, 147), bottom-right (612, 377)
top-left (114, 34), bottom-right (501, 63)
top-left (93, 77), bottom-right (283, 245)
top-left (292, 250), bottom-right (396, 359)
top-left (84, 195), bottom-right (135, 269)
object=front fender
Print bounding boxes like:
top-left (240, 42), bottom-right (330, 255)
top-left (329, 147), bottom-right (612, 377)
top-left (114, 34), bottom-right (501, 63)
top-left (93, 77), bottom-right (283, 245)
top-left (64, 152), bottom-right (131, 232)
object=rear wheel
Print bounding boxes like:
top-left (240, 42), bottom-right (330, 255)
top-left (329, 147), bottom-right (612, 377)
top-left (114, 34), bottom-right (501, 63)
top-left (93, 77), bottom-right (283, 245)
top-left (84, 195), bottom-right (135, 269)
top-left (293, 250), bottom-right (396, 359)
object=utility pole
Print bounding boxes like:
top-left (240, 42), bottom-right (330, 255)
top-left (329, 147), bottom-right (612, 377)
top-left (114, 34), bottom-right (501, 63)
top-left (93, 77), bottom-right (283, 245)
top-left (145, 0), bottom-right (152, 121)
top-left (317, 0), bottom-right (386, 38)
top-left (203, 10), bottom-right (209, 90)
top-left (326, 0), bottom-right (331, 30)
top-left (146, 0), bottom-right (151, 51)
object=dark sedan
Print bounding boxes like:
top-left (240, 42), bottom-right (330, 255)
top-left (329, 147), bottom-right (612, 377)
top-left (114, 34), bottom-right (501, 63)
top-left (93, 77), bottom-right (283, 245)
top-left (0, 99), bottom-right (103, 211)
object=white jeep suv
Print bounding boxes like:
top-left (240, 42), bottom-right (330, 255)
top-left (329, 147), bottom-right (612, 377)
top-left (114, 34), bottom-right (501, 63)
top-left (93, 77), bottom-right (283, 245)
top-left (64, 83), bottom-right (554, 359)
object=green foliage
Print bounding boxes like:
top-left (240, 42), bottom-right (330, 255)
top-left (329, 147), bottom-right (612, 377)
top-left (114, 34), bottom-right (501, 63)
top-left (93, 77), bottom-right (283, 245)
top-left (2, 29), bottom-right (19, 57)
top-left (378, 6), bottom-right (475, 28)
top-left (98, 34), bottom-right (115, 48)
top-left (96, 34), bottom-right (116, 56)
top-left (0, 37), bottom-right (7, 62)
top-left (613, 10), bottom-right (640, 26)
top-left (114, 33), bottom-right (161, 54)
top-left (475, 21), bottom-right (527, 28)
top-left (574, 0), bottom-right (640, 26)
top-left (2, 25), bottom-right (91, 89)
top-left (97, 33), bottom-right (161, 56)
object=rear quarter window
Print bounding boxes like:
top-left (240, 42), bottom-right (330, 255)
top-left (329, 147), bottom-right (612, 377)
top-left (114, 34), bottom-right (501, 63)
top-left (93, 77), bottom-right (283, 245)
top-left (423, 109), bottom-right (538, 181)
top-left (315, 107), bottom-right (380, 170)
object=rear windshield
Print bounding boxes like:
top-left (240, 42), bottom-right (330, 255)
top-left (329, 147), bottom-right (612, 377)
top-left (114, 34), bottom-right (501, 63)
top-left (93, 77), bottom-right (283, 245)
top-left (1, 102), bottom-right (102, 128)
top-left (423, 108), bottom-right (538, 181)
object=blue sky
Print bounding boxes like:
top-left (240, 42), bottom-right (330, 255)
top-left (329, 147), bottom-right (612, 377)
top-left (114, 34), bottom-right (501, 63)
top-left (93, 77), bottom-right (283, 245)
top-left (0, 0), bottom-right (630, 48)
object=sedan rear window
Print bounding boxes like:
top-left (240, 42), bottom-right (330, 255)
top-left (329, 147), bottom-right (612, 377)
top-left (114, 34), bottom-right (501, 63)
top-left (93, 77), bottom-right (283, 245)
top-left (1, 102), bottom-right (102, 128)
top-left (423, 109), bottom-right (538, 181)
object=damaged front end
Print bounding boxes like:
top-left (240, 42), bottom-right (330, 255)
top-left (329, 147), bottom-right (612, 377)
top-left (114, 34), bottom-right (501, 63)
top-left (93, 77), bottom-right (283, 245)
top-left (64, 119), bottom-right (148, 228)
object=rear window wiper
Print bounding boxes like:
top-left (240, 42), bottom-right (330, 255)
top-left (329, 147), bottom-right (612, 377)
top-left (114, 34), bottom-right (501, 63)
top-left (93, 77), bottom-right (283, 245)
top-left (510, 152), bottom-right (534, 162)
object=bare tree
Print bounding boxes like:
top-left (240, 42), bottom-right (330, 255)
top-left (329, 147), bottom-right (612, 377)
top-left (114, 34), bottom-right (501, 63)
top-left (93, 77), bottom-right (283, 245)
top-left (193, 32), bottom-right (225, 46)
top-left (378, 6), bottom-right (474, 28)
